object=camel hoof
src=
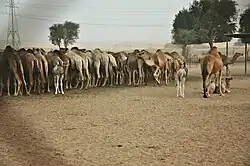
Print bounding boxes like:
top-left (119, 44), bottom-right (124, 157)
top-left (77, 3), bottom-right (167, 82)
top-left (26, 93), bottom-right (30, 96)
top-left (220, 93), bottom-right (225, 96)
top-left (203, 94), bottom-right (208, 98)
top-left (61, 92), bottom-right (65, 95)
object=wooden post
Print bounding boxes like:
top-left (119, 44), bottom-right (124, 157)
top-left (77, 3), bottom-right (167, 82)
top-left (245, 43), bottom-right (247, 75)
top-left (226, 40), bottom-right (229, 76)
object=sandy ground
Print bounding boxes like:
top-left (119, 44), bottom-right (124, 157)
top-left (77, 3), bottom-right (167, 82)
top-left (0, 64), bottom-right (250, 166)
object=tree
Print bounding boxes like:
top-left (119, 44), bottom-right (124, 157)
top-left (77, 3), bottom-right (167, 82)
top-left (239, 7), bottom-right (250, 43)
top-left (62, 21), bottom-right (80, 48)
top-left (172, 0), bottom-right (238, 49)
top-left (48, 23), bottom-right (64, 49)
top-left (48, 21), bottom-right (80, 48)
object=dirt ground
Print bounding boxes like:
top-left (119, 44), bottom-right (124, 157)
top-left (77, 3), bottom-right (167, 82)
top-left (0, 64), bottom-right (250, 166)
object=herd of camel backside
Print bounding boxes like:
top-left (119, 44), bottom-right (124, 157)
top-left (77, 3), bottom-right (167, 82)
top-left (0, 45), bottom-right (244, 98)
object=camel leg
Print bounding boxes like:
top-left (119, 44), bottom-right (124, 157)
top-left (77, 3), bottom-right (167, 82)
top-left (84, 68), bottom-right (90, 90)
top-left (101, 63), bottom-right (109, 87)
top-left (13, 72), bottom-right (22, 97)
top-left (60, 75), bottom-right (64, 95)
top-left (6, 76), bottom-right (10, 96)
top-left (128, 70), bottom-right (132, 85)
top-left (218, 70), bottom-right (224, 96)
top-left (165, 68), bottom-right (168, 85)
top-left (94, 63), bottom-right (101, 87)
top-left (153, 67), bottom-right (161, 85)
top-left (181, 78), bottom-right (186, 98)
top-left (54, 75), bottom-right (59, 95)
top-left (108, 65), bottom-right (113, 87)
top-left (79, 71), bottom-right (85, 90)
top-left (132, 70), bottom-right (137, 86)
top-left (176, 79), bottom-right (180, 97)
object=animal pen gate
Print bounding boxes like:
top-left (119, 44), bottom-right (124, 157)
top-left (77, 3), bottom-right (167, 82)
top-left (224, 33), bottom-right (250, 76)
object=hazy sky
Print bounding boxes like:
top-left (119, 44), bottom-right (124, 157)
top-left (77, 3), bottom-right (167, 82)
top-left (0, 0), bottom-right (249, 47)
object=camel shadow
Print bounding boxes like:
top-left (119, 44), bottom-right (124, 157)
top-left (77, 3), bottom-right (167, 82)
top-left (0, 98), bottom-right (73, 166)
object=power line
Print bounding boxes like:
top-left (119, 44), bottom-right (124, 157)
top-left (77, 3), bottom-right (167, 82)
top-left (17, 2), bottom-right (175, 13)
top-left (0, 12), bottom-right (170, 27)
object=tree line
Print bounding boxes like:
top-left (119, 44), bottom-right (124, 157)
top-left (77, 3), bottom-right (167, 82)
top-left (48, 0), bottom-right (250, 52)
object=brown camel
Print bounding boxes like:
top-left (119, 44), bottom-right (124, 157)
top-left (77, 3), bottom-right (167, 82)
top-left (219, 52), bottom-right (243, 76)
top-left (3, 46), bottom-right (29, 96)
top-left (139, 49), bottom-right (170, 85)
top-left (201, 46), bottom-right (224, 98)
top-left (18, 48), bottom-right (40, 94)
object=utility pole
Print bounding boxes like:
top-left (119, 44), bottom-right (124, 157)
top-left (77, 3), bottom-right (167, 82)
top-left (6, 0), bottom-right (21, 49)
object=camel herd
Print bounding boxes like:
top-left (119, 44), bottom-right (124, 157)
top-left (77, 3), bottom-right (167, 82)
top-left (0, 45), bottom-right (243, 98)
top-left (0, 46), bottom-right (187, 97)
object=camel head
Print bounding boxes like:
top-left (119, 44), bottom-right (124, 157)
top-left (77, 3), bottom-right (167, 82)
top-left (71, 47), bottom-right (79, 51)
top-left (94, 48), bottom-right (103, 53)
top-left (18, 48), bottom-right (26, 53)
top-left (208, 46), bottom-right (220, 56)
top-left (156, 49), bottom-right (163, 54)
top-left (79, 48), bottom-right (86, 53)
top-left (59, 48), bottom-right (67, 54)
top-left (4, 45), bottom-right (15, 53)
top-left (33, 48), bottom-right (42, 55)
top-left (27, 48), bottom-right (34, 54)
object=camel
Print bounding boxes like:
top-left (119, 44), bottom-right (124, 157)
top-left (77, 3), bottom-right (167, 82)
top-left (201, 46), bottom-right (224, 98)
top-left (139, 49), bottom-right (170, 85)
top-left (208, 76), bottom-right (233, 94)
top-left (124, 49), bottom-right (144, 86)
top-left (2, 46), bottom-right (30, 96)
top-left (92, 48), bottom-right (111, 87)
top-left (48, 50), bottom-right (69, 95)
top-left (55, 49), bottom-right (71, 90)
top-left (167, 51), bottom-right (187, 81)
top-left (200, 51), bottom-right (243, 92)
top-left (111, 51), bottom-right (128, 85)
top-left (219, 52), bottom-right (243, 76)
top-left (106, 51), bottom-right (118, 86)
top-left (18, 48), bottom-right (40, 94)
top-left (31, 48), bottom-right (50, 93)
top-left (175, 66), bottom-right (187, 98)
top-left (80, 49), bottom-right (96, 87)
top-left (71, 47), bottom-right (90, 89)
top-left (64, 48), bottom-right (85, 89)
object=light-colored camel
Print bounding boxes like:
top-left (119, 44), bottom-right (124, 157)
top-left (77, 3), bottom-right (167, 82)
top-left (56, 49), bottom-right (71, 90)
top-left (175, 67), bottom-right (187, 98)
top-left (48, 50), bottom-right (69, 95)
top-left (32, 48), bottom-right (50, 93)
top-left (106, 51), bottom-right (118, 86)
top-left (64, 49), bottom-right (85, 89)
top-left (81, 49), bottom-right (95, 87)
top-left (92, 48), bottom-right (111, 87)
top-left (71, 47), bottom-right (90, 89)
top-left (208, 76), bottom-right (233, 94)
top-left (201, 46), bottom-right (224, 98)
top-left (18, 48), bottom-right (40, 94)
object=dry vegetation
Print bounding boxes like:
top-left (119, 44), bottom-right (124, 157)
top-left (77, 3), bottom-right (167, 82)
top-left (0, 62), bottom-right (249, 166)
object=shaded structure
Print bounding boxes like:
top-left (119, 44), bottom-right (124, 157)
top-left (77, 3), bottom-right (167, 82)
top-left (225, 33), bottom-right (250, 75)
